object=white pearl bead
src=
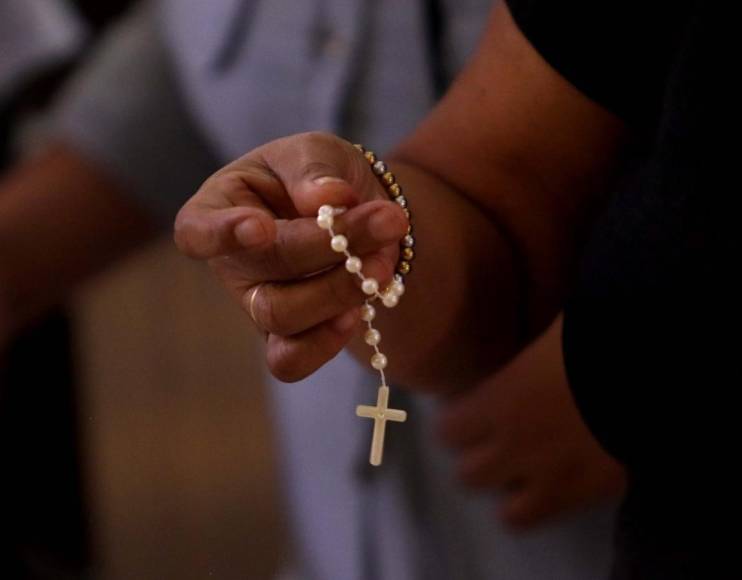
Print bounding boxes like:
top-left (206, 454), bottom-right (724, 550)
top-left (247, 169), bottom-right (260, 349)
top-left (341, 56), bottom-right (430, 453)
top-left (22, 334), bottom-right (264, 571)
top-left (382, 293), bottom-right (399, 308)
top-left (361, 278), bottom-right (379, 295)
top-left (318, 204), bottom-right (334, 217)
top-left (371, 353), bottom-right (388, 370)
top-left (316, 213), bottom-right (334, 230)
top-left (331, 234), bottom-right (348, 253)
top-left (364, 328), bottom-right (381, 346)
top-left (390, 281), bottom-right (405, 297)
top-left (360, 304), bottom-right (376, 322)
top-left (345, 256), bottom-right (362, 274)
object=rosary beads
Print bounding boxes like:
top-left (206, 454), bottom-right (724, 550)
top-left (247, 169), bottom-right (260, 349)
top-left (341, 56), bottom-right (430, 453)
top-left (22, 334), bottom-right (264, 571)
top-left (314, 145), bottom-right (414, 466)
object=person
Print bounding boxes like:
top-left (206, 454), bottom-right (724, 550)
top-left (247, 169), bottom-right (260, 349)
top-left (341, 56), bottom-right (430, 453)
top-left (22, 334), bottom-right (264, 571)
top-left (1, 3), bottom-right (97, 577)
top-left (2, 1), bottom-right (622, 578)
top-left (176, 0), bottom-right (733, 578)
top-left (0, 0), bottom-right (85, 106)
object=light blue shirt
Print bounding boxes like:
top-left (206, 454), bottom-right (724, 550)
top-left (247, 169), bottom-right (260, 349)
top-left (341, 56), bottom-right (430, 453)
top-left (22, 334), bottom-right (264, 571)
top-left (49, 2), bottom-right (617, 579)
top-left (0, 0), bottom-right (86, 103)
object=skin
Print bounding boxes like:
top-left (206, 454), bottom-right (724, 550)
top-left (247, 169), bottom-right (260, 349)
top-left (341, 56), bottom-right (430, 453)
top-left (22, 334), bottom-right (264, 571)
top-left (439, 315), bottom-right (626, 527)
top-left (174, 3), bottom-right (627, 389)
top-left (174, 3), bottom-right (630, 523)
top-left (0, 2), bottom-right (628, 526)
top-left (0, 145), bottom-right (155, 346)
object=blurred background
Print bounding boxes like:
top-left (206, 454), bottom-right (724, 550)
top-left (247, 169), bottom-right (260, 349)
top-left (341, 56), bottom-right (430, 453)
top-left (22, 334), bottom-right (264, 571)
top-left (1, 1), bottom-right (288, 577)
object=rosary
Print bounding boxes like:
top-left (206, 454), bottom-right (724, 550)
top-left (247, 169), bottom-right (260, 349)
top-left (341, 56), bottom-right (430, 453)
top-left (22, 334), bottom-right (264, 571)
top-left (315, 144), bottom-right (415, 466)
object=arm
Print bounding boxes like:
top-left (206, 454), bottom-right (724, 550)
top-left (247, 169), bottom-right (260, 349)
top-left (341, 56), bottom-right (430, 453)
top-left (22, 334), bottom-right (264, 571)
top-left (175, 3), bottom-right (629, 391)
top-left (0, 145), bottom-right (154, 341)
top-left (0, 1), bottom-right (217, 345)
top-left (389, 2), bottom-right (627, 338)
top-left (439, 314), bottom-right (626, 527)
top-left (357, 2), bottom-right (628, 386)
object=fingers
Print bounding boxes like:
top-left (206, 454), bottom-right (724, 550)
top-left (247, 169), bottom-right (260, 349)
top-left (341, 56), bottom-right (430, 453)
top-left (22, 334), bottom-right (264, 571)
top-left (174, 132), bottom-right (406, 384)
top-left (175, 132), bottom-right (392, 260)
top-left (174, 204), bottom-right (275, 259)
top-left (266, 308), bottom-right (361, 382)
top-left (227, 200), bottom-right (407, 282)
top-left (246, 252), bottom-right (395, 337)
top-left (437, 387), bottom-right (497, 449)
top-left (455, 442), bottom-right (515, 489)
top-left (452, 438), bottom-right (554, 529)
top-left (499, 487), bottom-right (554, 530)
top-left (174, 166), bottom-right (280, 259)
top-left (261, 132), bottom-right (381, 215)
top-left (173, 148), bottom-right (362, 259)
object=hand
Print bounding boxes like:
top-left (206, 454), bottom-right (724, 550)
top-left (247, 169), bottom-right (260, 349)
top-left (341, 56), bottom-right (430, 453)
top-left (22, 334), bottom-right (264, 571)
top-left (174, 132), bottom-right (408, 381)
top-left (438, 315), bottom-right (626, 529)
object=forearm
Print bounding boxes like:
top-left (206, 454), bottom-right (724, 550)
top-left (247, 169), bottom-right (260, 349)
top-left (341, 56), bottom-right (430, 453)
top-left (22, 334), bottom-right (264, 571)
top-left (346, 161), bottom-right (525, 391)
top-left (343, 4), bottom-right (628, 390)
top-left (0, 144), bottom-right (156, 335)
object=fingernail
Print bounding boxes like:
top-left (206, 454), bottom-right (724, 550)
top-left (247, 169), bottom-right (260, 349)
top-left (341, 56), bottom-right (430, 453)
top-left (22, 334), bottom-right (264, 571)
top-left (312, 176), bottom-right (347, 186)
top-left (333, 309), bottom-right (358, 333)
top-left (235, 217), bottom-right (266, 247)
top-left (370, 207), bottom-right (406, 242)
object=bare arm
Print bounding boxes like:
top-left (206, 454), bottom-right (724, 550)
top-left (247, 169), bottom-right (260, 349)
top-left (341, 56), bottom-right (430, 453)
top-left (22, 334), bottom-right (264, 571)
top-left (175, 3), bottom-right (629, 391)
top-left (390, 3), bottom-right (628, 337)
top-left (0, 144), bottom-right (155, 341)
top-left (1, 1), bottom-right (217, 347)
top-left (358, 2), bottom-right (629, 385)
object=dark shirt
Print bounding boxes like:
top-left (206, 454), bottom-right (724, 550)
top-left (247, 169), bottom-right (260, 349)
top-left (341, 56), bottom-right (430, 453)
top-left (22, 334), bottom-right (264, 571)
top-left (506, 1), bottom-right (738, 578)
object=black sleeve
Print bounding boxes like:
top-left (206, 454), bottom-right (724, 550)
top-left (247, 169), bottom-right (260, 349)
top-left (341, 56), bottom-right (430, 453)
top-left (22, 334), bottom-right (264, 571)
top-left (504, 0), bottom-right (694, 128)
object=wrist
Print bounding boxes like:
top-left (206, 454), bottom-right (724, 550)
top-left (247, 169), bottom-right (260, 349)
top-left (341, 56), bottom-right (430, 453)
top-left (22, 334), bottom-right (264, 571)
top-left (355, 160), bottom-right (522, 391)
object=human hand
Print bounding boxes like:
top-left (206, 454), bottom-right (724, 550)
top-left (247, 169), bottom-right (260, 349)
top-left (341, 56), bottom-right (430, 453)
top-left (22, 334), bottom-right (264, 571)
top-left (174, 132), bottom-right (408, 381)
top-left (438, 315), bottom-right (626, 529)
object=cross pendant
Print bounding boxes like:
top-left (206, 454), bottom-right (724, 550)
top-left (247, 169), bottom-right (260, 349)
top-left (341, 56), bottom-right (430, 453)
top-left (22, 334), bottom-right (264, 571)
top-left (356, 385), bottom-right (407, 466)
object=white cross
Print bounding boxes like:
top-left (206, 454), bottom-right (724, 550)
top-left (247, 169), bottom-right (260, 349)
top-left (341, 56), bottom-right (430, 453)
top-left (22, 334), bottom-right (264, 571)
top-left (356, 385), bottom-right (407, 466)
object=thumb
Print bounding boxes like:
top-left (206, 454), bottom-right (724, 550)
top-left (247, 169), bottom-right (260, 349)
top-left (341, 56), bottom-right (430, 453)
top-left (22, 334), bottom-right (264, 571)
top-left (262, 132), bottom-right (381, 216)
top-left (500, 487), bottom-right (551, 530)
top-left (293, 174), bottom-right (360, 217)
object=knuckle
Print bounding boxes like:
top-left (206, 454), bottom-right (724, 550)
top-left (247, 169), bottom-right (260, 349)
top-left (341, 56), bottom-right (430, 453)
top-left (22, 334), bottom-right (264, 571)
top-left (457, 451), bottom-right (498, 489)
top-left (172, 216), bottom-right (191, 255)
top-left (294, 132), bottom-right (354, 176)
top-left (301, 130), bottom-right (337, 149)
top-left (253, 287), bottom-right (290, 335)
top-left (380, 256), bottom-right (395, 281)
top-left (325, 270), bottom-right (360, 309)
top-left (266, 234), bottom-right (299, 279)
top-left (202, 169), bottom-right (258, 206)
top-left (367, 254), bottom-right (395, 286)
top-left (173, 210), bottom-right (207, 257)
top-left (206, 171), bottom-right (244, 194)
top-left (267, 342), bottom-right (304, 383)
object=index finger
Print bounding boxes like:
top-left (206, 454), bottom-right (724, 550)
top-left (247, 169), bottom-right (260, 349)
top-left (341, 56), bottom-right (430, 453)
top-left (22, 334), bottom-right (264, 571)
top-left (174, 162), bottom-right (278, 258)
top-left (214, 199), bottom-right (407, 282)
top-left (174, 154), bottom-right (360, 259)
